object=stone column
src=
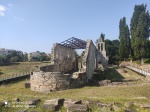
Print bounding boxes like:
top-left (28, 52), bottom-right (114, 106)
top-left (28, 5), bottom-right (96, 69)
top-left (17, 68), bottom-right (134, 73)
top-left (103, 42), bottom-right (105, 51)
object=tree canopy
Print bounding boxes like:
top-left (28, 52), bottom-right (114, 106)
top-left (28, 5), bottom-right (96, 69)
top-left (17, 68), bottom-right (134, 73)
top-left (130, 4), bottom-right (150, 60)
top-left (119, 17), bottom-right (131, 60)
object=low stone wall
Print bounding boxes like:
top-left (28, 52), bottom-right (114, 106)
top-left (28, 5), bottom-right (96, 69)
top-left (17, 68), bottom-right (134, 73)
top-left (38, 64), bottom-right (55, 72)
top-left (30, 72), bottom-right (69, 92)
top-left (69, 71), bottom-right (87, 88)
top-left (30, 71), bottom-right (87, 92)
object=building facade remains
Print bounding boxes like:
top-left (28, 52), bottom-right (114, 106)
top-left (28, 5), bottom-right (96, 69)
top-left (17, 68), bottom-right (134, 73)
top-left (30, 37), bottom-right (108, 93)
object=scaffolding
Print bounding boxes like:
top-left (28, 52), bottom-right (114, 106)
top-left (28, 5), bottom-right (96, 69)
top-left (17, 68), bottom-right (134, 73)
top-left (58, 37), bottom-right (87, 49)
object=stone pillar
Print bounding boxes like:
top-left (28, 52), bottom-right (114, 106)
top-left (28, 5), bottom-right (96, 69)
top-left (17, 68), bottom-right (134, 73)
top-left (103, 43), bottom-right (105, 50)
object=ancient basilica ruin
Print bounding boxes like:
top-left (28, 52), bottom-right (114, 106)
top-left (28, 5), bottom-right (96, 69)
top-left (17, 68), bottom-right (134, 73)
top-left (30, 37), bottom-right (108, 92)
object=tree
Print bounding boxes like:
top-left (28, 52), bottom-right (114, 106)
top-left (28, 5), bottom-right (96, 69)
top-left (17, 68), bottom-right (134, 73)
top-left (105, 39), bottom-right (120, 64)
top-left (96, 33), bottom-right (105, 43)
top-left (130, 4), bottom-right (150, 61)
top-left (119, 17), bottom-right (131, 60)
top-left (100, 33), bottom-right (105, 41)
top-left (39, 52), bottom-right (50, 61)
top-left (23, 52), bottom-right (28, 61)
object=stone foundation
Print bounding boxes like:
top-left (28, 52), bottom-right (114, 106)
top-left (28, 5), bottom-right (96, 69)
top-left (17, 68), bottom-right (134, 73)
top-left (30, 71), bottom-right (87, 93)
top-left (30, 72), bottom-right (69, 92)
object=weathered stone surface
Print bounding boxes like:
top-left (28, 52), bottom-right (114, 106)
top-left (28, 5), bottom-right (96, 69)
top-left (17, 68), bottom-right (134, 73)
top-left (30, 72), bottom-right (69, 92)
top-left (0, 102), bottom-right (5, 107)
top-left (97, 102), bottom-right (112, 107)
top-left (30, 38), bottom-right (108, 93)
top-left (51, 43), bottom-right (77, 73)
top-left (125, 102), bottom-right (134, 108)
top-left (99, 80), bottom-right (111, 86)
top-left (41, 104), bottom-right (60, 112)
top-left (64, 99), bottom-right (82, 108)
top-left (28, 110), bottom-right (38, 112)
top-left (13, 98), bottom-right (20, 102)
top-left (67, 104), bottom-right (88, 112)
top-left (16, 110), bottom-right (27, 112)
top-left (124, 107), bottom-right (137, 112)
top-left (140, 104), bottom-right (150, 109)
top-left (112, 102), bottom-right (122, 111)
top-left (27, 99), bottom-right (40, 105)
top-left (82, 100), bottom-right (100, 106)
top-left (24, 82), bottom-right (30, 88)
top-left (44, 98), bottom-right (64, 106)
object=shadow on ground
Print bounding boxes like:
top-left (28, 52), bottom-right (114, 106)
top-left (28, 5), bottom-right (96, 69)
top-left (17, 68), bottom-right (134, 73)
top-left (93, 67), bottom-right (125, 81)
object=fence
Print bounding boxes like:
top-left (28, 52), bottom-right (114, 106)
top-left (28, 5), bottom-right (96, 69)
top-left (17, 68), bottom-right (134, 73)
top-left (126, 66), bottom-right (150, 76)
top-left (0, 71), bottom-right (31, 83)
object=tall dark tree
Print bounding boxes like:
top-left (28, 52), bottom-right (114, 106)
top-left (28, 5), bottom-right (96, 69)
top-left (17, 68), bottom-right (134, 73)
top-left (96, 33), bottom-right (105, 43)
top-left (105, 39), bottom-right (120, 64)
top-left (130, 4), bottom-right (150, 61)
top-left (100, 33), bottom-right (105, 41)
top-left (119, 17), bottom-right (130, 60)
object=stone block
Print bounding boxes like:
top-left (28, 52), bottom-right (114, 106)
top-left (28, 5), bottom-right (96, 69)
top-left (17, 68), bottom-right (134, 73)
top-left (44, 98), bottom-right (64, 106)
top-left (125, 102), bottom-right (134, 108)
top-left (24, 83), bottom-right (30, 88)
top-left (99, 80), bottom-right (111, 86)
top-left (140, 104), bottom-right (150, 109)
top-left (13, 98), bottom-right (20, 102)
top-left (28, 110), bottom-right (38, 112)
top-left (41, 104), bottom-right (60, 111)
top-left (97, 102), bottom-right (112, 107)
top-left (64, 99), bottom-right (82, 108)
top-left (112, 102), bottom-right (122, 111)
top-left (67, 104), bottom-right (88, 112)
top-left (16, 110), bottom-right (27, 112)
top-left (27, 99), bottom-right (41, 106)
top-left (0, 102), bottom-right (5, 107)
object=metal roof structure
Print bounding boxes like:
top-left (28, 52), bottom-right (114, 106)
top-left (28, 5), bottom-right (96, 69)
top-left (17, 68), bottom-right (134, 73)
top-left (58, 37), bottom-right (87, 49)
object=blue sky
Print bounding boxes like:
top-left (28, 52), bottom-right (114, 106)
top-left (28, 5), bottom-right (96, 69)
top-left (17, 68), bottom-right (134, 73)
top-left (0, 0), bottom-right (150, 53)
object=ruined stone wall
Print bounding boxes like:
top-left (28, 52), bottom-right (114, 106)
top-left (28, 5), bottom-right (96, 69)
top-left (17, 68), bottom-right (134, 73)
top-left (82, 40), bottom-right (97, 80)
top-left (50, 43), bottom-right (77, 73)
top-left (30, 72), bottom-right (69, 92)
top-left (37, 43), bottom-right (77, 73)
top-left (38, 64), bottom-right (55, 72)
top-left (30, 39), bottom-right (108, 93)
top-left (30, 71), bottom-right (87, 92)
top-left (69, 71), bottom-right (87, 88)
top-left (82, 40), bottom-right (108, 80)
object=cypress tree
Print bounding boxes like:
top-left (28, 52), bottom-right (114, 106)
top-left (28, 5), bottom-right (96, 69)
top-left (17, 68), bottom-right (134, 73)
top-left (130, 4), bottom-right (150, 61)
top-left (119, 17), bottom-right (130, 60)
top-left (100, 33), bottom-right (105, 41)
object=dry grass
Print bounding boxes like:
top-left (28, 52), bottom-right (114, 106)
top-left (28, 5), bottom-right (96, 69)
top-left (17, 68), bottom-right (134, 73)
top-left (0, 78), bottom-right (150, 103)
top-left (0, 66), bottom-right (150, 111)
top-left (0, 62), bottom-right (50, 79)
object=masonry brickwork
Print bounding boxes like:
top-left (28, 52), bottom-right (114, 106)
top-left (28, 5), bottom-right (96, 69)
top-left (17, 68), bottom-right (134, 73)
top-left (30, 37), bottom-right (108, 92)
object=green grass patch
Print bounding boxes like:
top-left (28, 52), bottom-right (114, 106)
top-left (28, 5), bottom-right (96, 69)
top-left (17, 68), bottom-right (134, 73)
top-left (0, 62), bottom-right (50, 79)
top-left (144, 58), bottom-right (150, 64)
top-left (1, 80), bottom-right (150, 111)
top-left (93, 67), bottom-right (124, 81)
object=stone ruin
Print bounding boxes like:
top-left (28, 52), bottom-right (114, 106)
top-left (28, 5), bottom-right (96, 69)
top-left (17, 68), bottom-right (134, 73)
top-left (30, 37), bottom-right (108, 92)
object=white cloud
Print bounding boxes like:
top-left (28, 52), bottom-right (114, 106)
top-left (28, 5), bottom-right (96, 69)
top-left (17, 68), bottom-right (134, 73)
top-left (14, 17), bottom-right (24, 22)
top-left (0, 5), bottom-right (6, 16)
